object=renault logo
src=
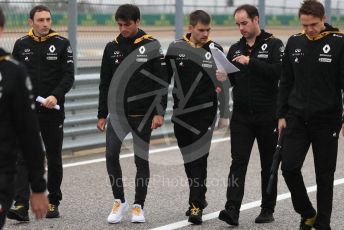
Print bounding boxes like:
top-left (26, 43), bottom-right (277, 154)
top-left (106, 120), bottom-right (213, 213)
top-left (205, 52), bottom-right (212, 60)
top-left (261, 44), bottom-right (268, 51)
top-left (139, 46), bottom-right (145, 54)
top-left (323, 44), bottom-right (330, 53)
top-left (49, 45), bottom-right (56, 53)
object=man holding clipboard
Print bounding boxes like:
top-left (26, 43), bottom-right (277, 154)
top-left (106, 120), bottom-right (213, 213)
top-left (216, 4), bottom-right (284, 226)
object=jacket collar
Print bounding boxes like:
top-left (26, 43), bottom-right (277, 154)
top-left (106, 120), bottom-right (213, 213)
top-left (28, 29), bottom-right (59, 42)
top-left (303, 23), bottom-right (342, 41)
top-left (0, 48), bottom-right (10, 61)
top-left (182, 33), bottom-right (211, 48)
top-left (239, 30), bottom-right (273, 48)
top-left (115, 29), bottom-right (152, 45)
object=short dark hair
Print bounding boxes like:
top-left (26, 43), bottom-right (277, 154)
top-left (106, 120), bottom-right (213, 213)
top-left (234, 4), bottom-right (259, 20)
top-left (115, 4), bottom-right (140, 22)
top-left (189, 10), bottom-right (211, 26)
top-left (0, 7), bottom-right (5, 28)
top-left (299, 0), bottom-right (325, 19)
top-left (29, 5), bottom-right (51, 20)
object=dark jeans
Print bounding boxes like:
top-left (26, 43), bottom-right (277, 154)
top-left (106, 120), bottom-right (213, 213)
top-left (0, 174), bottom-right (15, 229)
top-left (225, 110), bottom-right (278, 212)
top-left (14, 113), bottom-right (64, 208)
top-left (106, 116), bottom-right (152, 207)
top-left (281, 115), bottom-right (341, 230)
top-left (173, 112), bottom-right (216, 209)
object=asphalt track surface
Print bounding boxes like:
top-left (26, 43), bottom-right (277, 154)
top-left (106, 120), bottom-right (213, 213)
top-left (4, 129), bottom-right (344, 230)
top-left (3, 26), bottom-right (344, 229)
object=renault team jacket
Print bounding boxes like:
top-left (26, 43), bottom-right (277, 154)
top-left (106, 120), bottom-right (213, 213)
top-left (165, 33), bottom-right (230, 119)
top-left (227, 30), bottom-right (284, 115)
top-left (12, 29), bottom-right (75, 114)
top-left (0, 48), bottom-right (46, 193)
top-left (97, 29), bottom-right (168, 118)
top-left (277, 24), bottom-right (344, 121)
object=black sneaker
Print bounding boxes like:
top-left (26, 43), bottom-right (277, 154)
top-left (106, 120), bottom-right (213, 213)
top-left (6, 205), bottom-right (29, 222)
top-left (46, 204), bottom-right (60, 218)
top-left (218, 206), bottom-right (239, 226)
top-left (299, 214), bottom-right (316, 230)
top-left (188, 203), bottom-right (203, 225)
top-left (185, 206), bottom-right (192, 216)
top-left (185, 200), bottom-right (208, 216)
top-left (255, 208), bottom-right (275, 223)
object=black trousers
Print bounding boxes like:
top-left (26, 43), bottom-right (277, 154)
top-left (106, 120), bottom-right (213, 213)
top-left (173, 111), bottom-right (216, 209)
top-left (14, 113), bottom-right (64, 208)
top-left (106, 116), bottom-right (152, 207)
top-left (281, 115), bottom-right (341, 230)
top-left (225, 110), bottom-right (278, 212)
top-left (0, 174), bottom-right (15, 229)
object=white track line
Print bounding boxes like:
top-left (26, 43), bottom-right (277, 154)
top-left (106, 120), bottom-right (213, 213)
top-left (63, 137), bottom-right (230, 168)
top-left (149, 178), bottom-right (344, 230)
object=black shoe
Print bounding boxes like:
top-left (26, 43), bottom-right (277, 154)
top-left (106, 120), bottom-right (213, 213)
top-left (255, 208), bottom-right (275, 223)
top-left (299, 214), bottom-right (316, 230)
top-left (188, 203), bottom-right (203, 225)
top-left (6, 205), bottom-right (29, 222)
top-left (46, 204), bottom-right (60, 218)
top-left (185, 206), bottom-right (191, 216)
top-left (186, 200), bottom-right (208, 216)
top-left (218, 206), bottom-right (239, 226)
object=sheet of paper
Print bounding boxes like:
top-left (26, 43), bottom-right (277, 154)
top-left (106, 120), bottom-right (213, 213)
top-left (210, 47), bottom-right (240, 74)
top-left (36, 96), bottom-right (60, 110)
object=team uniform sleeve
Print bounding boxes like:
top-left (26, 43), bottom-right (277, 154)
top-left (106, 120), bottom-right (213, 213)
top-left (339, 41), bottom-right (344, 123)
top-left (277, 39), bottom-right (294, 119)
top-left (98, 43), bottom-right (115, 119)
top-left (150, 41), bottom-right (169, 116)
top-left (11, 65), bottom-right (46, 193)
top-left (51, 40), bottom-right (75, 103)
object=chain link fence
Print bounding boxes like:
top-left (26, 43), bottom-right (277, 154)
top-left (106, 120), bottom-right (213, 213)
top-left (1, 0), bottom-right (344, 70)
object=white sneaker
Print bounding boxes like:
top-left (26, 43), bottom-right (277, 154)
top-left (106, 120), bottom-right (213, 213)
top-left (107, 199), bottom-right (128, 224)
top-left (131, 204), bottom-right (145, 223)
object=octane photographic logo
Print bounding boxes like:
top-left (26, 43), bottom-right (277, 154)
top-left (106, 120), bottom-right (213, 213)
top-left (108, 40), bottom-right (229, 165)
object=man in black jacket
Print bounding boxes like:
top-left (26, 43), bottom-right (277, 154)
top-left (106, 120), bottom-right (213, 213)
top-left (97, 4), bottom-right (167, 224)
top-left (0, 8), bottom-right (48, 229)
top-left (277, 1), bottom-right (344, 229)
top-left (217, 4), bottom-right (284, 226)
top-left (165, 10), bottom-right (230, 225)
top-left (7, 5), bottom-right (74, 221)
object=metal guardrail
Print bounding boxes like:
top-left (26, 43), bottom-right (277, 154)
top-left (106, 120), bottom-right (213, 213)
top-left (62, 74), bottom-right (233, 152)
top-left (63, 74), bottom-right (101, 151)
